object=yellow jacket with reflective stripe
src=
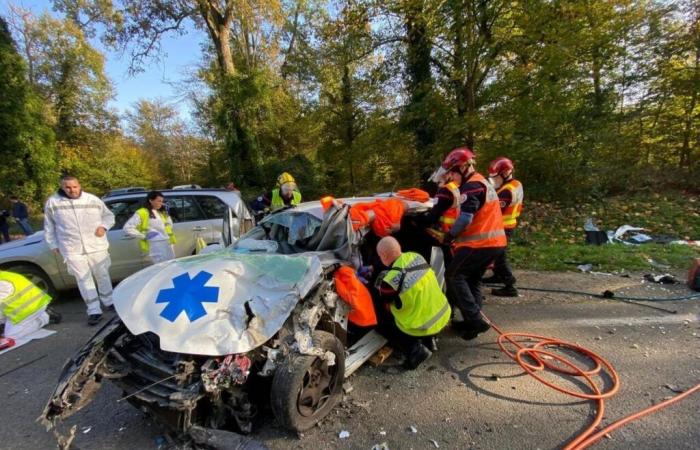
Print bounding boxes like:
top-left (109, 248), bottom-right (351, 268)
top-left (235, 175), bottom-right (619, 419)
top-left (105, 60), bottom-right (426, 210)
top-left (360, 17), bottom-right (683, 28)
top-left (0, 271), bottom-right (51, 325)
top-left (135, 208), bottom-right (176, 253)
top-left (383, 252), bottom-right (451, 337)
top-left (497, 179), bottom-right (523, 230)
top-left (271, 189), bottom-right (302, 210)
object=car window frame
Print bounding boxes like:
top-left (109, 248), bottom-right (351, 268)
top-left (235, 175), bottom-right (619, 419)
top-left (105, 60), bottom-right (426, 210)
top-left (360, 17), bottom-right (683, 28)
top-left (163, 194), bottom-right (207, 223)
top-left (104, 198), bottom-right (145, 230)
top-left (194, 194), bottom-right (230, 220)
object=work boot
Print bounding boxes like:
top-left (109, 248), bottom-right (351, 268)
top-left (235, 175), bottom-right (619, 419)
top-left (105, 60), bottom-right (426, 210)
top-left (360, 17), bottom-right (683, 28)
top-left (423, 336), bottom-right (439, 352)
top-left (46, 307), bottom-right (62, 324)
top-left (460, 317), bottom-right (491, 341)
top-left (403, 344), bottom-right (432, 370)
top-left (481, 275), bottom-right (504, 285)
top-left (491, 285), bottom-right (519, 297)
top-left (87, 314), bottom-right (103, 326)
top-left (104, 304), bottom-right (115, 312)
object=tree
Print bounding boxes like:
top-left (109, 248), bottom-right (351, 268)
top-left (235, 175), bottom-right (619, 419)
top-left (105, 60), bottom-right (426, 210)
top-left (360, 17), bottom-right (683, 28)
top-left (0, 16), bottom-right (57, 203)
top-left (12, 10), bottom-right (116, 145)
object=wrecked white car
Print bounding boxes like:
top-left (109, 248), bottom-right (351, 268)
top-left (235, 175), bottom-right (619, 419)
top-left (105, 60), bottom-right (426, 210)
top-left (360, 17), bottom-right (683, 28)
top-left (41, 197), bottom-right (439, 448)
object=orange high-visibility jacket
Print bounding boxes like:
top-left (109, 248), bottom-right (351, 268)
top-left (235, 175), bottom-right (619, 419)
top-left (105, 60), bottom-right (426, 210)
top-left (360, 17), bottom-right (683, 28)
top-left (497, 179), bottom-right (524, 230)
top-left (453, 173), bottom-right (507, 249)
top-left (437, 181), bottom-right (461, 233)
top-left (333, 266), bottom-right (377, 327)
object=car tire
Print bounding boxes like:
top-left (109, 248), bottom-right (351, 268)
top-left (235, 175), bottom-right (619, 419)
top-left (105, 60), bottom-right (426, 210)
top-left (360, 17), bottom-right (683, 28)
top-left (6, 264), bottom-right (57, 299)
top-left (270, 330), bottom-right (345, 432)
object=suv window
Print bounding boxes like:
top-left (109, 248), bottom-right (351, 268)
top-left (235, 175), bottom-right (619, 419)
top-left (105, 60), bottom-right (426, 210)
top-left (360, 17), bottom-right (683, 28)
top-left (164, 195), bottom-right (205, 223)
top-left (196, 195), bottom-right (228, 220)
top-left (106, 199), bottom-right (143, 230)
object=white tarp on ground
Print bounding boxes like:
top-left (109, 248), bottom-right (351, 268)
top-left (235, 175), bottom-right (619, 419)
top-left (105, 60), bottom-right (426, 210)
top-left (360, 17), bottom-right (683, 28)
top-left (113, 251), bottom-right (322, 356)
top-left (0, 328), bottom-right (56, 355)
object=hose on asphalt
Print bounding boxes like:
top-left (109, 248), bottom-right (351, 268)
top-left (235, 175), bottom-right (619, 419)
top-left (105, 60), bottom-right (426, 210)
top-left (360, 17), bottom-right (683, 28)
top-left (481, 313), bottom-right (700, 449)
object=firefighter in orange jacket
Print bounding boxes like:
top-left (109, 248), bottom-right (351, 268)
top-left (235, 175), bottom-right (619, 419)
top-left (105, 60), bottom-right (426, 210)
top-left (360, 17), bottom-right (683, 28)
top-left (485, 157), bottom-right (523, 297)
top-left (430, 147), bottom-right (507, 340)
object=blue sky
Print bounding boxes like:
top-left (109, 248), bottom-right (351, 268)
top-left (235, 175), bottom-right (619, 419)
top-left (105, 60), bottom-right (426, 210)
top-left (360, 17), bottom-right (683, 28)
top-left (1, 0), bottom-right (204, 118)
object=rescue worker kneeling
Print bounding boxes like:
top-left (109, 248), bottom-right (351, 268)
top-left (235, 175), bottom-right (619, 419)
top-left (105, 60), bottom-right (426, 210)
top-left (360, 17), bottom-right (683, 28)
top-left (0, 271), bottom-right (60, 340)
top-left (375, 236), bottom-right (451, 370)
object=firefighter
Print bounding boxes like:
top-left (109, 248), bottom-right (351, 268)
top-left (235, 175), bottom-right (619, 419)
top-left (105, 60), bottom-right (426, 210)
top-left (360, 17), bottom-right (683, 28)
top-left (485, 157), bottom-right (523, 297)
top-left (253, 172), bottom-right (302, 215)
top-left (432, 147), bottom-right (507, 340)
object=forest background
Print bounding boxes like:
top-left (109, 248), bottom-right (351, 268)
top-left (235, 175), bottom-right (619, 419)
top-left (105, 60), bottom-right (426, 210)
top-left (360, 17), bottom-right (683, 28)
top-left (1, 1), bottom-right (699, 272)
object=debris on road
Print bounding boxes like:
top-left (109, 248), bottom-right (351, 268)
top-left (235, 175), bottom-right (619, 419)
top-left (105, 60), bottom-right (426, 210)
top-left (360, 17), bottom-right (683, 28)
top-left (429, 438), bottom-right (440, 448)
top-left (371, 443), bottom-right (389, 450)
top-left (409, 425), bottom-right (418, 433)
top-left (343, 381), bottom-right (354, 394)
top-left (338, 430), bottom-right (350, 439)
top-left (664, 384), bottom-right (684, 394)
top-left (643, 273), bottom-right (678, 284)
top-left (81, 426), bottom-right (92, 434)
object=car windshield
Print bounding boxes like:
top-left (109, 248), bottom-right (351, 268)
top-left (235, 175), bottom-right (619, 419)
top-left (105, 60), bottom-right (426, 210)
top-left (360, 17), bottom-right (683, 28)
top-left (234, 207), bottom-right (354, 259)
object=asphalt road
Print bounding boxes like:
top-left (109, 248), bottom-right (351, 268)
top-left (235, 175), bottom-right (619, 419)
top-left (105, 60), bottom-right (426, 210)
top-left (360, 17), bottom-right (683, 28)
top-left (1, 271), bottom-right (698, 450)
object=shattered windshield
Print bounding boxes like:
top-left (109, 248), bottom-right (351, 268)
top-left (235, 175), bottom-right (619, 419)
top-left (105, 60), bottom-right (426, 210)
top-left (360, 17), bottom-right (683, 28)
top-left (234, 206), bottom-right (356, 261)
top-left (259, 212), bottom-right (323, 244)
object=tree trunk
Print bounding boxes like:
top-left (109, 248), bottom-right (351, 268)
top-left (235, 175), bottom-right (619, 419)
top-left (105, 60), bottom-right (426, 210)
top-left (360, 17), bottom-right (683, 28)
top-left (403, 1), bottom-right (435, 161)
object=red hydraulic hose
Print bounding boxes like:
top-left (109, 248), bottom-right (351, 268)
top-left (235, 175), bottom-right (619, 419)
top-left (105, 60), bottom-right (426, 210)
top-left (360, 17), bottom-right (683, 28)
top-left (481, 313), bottom-right (700, 450)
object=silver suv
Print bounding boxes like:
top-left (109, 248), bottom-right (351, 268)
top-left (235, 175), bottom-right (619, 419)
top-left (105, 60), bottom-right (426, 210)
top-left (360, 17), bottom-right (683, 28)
top-left (0, 189), bottom-right (254, 296)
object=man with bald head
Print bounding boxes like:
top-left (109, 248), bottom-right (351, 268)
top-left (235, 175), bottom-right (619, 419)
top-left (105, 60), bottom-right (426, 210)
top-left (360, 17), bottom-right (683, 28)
top-left (375, 236), bottom-right (451, 369)
top-left (44, 175), bottom-right (115, 325)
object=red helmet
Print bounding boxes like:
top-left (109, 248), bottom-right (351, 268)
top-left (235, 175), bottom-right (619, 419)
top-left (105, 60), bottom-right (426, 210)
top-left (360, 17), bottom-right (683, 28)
top-left (441, 147), bottom-right (476, 171)
top-left (488, 157), bottom-right (514, 178)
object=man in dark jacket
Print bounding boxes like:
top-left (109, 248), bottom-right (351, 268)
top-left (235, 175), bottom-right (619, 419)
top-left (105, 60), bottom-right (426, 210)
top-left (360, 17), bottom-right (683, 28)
top-left (0, 209), bottom-right (10, 243)
top-left (10, 196), bottom-right (33, 236)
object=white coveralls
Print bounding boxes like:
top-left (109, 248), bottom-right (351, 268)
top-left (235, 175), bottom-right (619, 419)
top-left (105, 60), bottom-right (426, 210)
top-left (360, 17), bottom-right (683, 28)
top-left (0, 280), bottom-right (49, 339)
top-left (44, 191), bottom-right (115, 315)
top-left (123, 210), bottom-right (176, 264)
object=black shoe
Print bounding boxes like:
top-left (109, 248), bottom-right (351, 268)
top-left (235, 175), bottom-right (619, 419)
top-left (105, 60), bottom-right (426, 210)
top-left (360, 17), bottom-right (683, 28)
top-left (46, 307), bottom-right (62, 324)
top-left (482, 275), bottom-right (504, 285)
top-left (403, 344), bottom-right (432, 370)
top-left (423, 336), bottom-right (439, 352)
top-left (491, 286), bottom-right (519, 297)
top-left (460, 318), bottom-right (491, 341)
top-left (104, 304), bottom-right (115, 312)
top-left (87, 314), bottom-right (103, 326)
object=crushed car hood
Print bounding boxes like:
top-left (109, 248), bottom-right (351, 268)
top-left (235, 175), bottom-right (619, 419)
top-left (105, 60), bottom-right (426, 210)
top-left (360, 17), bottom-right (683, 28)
top-left (114, 251), bottom-right (322, 356)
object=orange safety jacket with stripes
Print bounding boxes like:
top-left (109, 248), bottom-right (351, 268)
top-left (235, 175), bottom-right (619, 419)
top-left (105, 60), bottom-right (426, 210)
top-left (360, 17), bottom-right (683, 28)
top-left (497, 179), bottom-right (524, 230)
top-left (453, 172), bottom-right (507, 249)
top-left (437, 181), bottom-right (461, 233)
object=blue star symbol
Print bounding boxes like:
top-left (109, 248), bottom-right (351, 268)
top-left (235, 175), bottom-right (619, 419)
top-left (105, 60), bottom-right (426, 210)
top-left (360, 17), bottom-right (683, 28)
top-left (156, 271), bottom-right (220, 322)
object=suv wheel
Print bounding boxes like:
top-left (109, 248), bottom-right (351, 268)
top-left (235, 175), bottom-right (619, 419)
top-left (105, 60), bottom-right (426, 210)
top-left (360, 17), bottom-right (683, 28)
top-left (6, 264), bottom-right (57, 298)
top-left (270, 331), bottom-right (345, 432)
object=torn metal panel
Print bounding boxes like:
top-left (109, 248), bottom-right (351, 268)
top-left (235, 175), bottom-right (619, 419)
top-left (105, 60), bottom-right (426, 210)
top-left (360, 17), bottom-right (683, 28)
top-left (113, 253), bottom-right (323, 356)
top-left (40, 316), bottom-right (125, 427)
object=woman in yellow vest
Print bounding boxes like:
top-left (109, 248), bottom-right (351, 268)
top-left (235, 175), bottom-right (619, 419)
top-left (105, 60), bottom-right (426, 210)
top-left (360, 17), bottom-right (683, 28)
top-left (0, 271), bottom-right (60, 340)
top-left (375, 236), bottom-right (451, 370)
top-left (124, 191), bottom-right (176, 264)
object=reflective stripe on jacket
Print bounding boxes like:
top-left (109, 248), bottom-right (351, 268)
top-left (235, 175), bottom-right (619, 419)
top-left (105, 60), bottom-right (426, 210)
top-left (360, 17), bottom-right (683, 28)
top-left (497, 179), bottom-right (523, 230)
top-left (0, 271), bottom-right (51, 325)
top-left (438, 181), bottom-right (461, 233)
top-left (453, 172), bottom-right (507, 249)
top-left (270, 189), bottom-right (302, 210)
top-left (135, 208), bottom-right (176, 253)
top-left (383, 252), bottom-right (451, 337)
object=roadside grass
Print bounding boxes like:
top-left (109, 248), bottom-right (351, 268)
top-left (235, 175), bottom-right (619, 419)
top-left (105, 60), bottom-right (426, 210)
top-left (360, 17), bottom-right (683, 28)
top-left (509, 192), bottom-right (700, 272)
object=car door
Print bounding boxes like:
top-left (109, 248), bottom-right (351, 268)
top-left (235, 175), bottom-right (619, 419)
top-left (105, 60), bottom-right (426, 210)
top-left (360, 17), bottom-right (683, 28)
top-left (163, 195), bottom-right (209, 256)
top-left (103, 198), bottom-right (148, 280)
top-left (193, 195), bottom-right (229, 244)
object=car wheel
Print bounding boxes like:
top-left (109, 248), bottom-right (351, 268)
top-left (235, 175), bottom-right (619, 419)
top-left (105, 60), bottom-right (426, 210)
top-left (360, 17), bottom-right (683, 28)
top-left (6, 264), bottom-right (57, 298)
top-left (270, 330), bottom-right (345, 432)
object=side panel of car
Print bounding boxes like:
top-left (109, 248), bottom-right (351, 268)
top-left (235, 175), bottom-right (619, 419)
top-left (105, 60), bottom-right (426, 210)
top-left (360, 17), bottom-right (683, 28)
top-left (103, 198), bottom-right (148, 280)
